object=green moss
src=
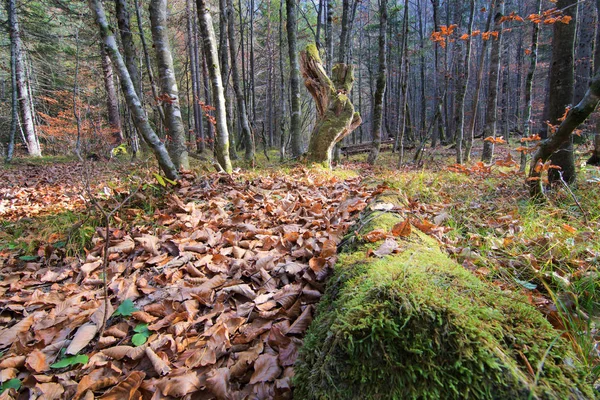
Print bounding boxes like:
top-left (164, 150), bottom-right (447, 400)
top-left (295, 219), bottom-right (595, 399)
top-left (306, 43), bottom-right (322, 63)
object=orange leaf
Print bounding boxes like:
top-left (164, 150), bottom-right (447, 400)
top-left (562, 224), bottom-right (577, 234)
top-left (364, 229), bottom-right (387, 242)
top-left (391, 219), bottom-right (412, 237)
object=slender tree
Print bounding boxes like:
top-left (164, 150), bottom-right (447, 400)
top-left (7, 0), bottom-right (41, 157)
top-left (100, 45), bottom-right (123, 143)
top-left (196, 0), bottom-right (233, 173)
top-left (149, 0), bottom-right (190, 170)
top-left (286, 0), bottom-right (302, 156)
top-left (227, 0), bottom-right (254, 160)
top-left (88, 0), bottom-right (178, 180)
top-left (455, 0), bottom-right (475, 164)
top-left (367, 0), bottom-right (388, 165)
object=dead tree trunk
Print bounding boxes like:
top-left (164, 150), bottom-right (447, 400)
top-left (301, 45), bottom-right (362, 167)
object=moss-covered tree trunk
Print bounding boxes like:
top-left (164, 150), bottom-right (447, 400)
top-left (295, 190), bottom-right (594, 399)
top-left (301, 45), bottom-right (362, 167)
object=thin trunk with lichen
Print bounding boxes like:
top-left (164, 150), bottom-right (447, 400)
top-left (149, 0), bottom-right (189, 170)
top-left (196, 0), bottom-right (233, 173)
top-left (301, 45), bottom-right (361, 167)
top-left (88, 0), bottom-right (178, 180)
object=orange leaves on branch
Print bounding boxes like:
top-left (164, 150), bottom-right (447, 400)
top-left (534, 159), bottom-right (562, 174)
top-left (499, 12), bottom-right (524, 24)
top-left (528, 8), bottom-right (572, 25)
top-left (558, 106), bottom-right (571, 122)
top-left (520, 134), bottom-right (541, 143)
top-left (484, 136), bottom-right (506, 144)
top-left (430, 24), bottom-right (457, 48)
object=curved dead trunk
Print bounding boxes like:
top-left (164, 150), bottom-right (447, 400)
top-left (301, 45), bottom-right (361, 167)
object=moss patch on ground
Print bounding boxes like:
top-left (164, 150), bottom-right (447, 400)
top-left (294, 193), bottom-right (595, 399)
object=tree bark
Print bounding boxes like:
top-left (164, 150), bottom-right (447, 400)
top-left (186, 0), bottom-right (204, 153)
top-left (149, 0), bottom-right (189, 170)
top-left (279, 0), bottom-right (287, 161)
top-left (89, 0), bottom-right (178, 180)
top-left (481, 3), bottom-right (504, 163)
top-left (5, 0), bottom-right (18, 162)
top-left (530, 70), bottom-right (600, 197)
top-left (547, 0), bottom-right (577, 184)
top-left (302, 45), bottom-right (361, 167)
top-left (227, 0), bottom-right (254, 160)
top-left (367, 0), bottom-right (387, 165)
top-left (100, 45), bottom-right (124, 143)
top-left (286, 0), bottom-right (303, 157)
top-left (116, 0), bottom-right (141, 98)
top-left (218, 0), bottom-right (238, 160)
top-left (7, 0), bottom-right (41, 157)
top-left (196, 0), bottom-right (233, 173)
top-left (465, 0), bottom-right (496, 162)
top-left (573, 0), bottom-right (595, 104)
top-left (455, 0), bottom-right (474, 164)
top-left (519, 0), bottom-right (542, 172)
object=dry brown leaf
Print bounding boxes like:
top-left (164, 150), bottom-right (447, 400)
top-left (206, 368), bottom-right (231, 400)
top-left (391, 219), bottom-right (412, 237)
top-left (131, 311), bottom-right (158, 323)
top-left (0, 355), bottom-right (26, 368)
top-left (364, 229), bottom-right (387, 243)
top-left (107, 236), bottom-right (135, 254)
top-left (0, 314), bottom-right (34, 348)
top-left (287, 305), bottom-right (313, 335)
top-left (145, 347), bottom-right (171, 376)
top-left (101, 345), bottom-right (135, 360)
top-left (373, 238), bottom-right (399, 257)
top-left (321, 239), bottom-right (337, 258)
top-left (35, 382), bottom-right (64, 400)
top-left (230, 341), bottom-right (264, 377)
top-left (0, 368), bottom-right (17, 382)
top-left (249, 354), bottom-right (281, 384)
top-left (99, 371), bottom-right (145, 400)
top-left (155, 370), bottom-right (201, 397)
top-left (134, 234), bottom-right (159, 255)
top-left (66, 323), bottom-right (98, 355)
top-left (25, 349), bottom-right (48, 373)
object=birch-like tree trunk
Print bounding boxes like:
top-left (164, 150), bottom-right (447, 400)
top-left (218, 0), bottom-right (238, 160)
top-left (286, 0), bottom-right (303, 156)
top-left (100, 45), bottom-right (123, 143)
top-left (149, 0), bottom-right (189, 170)
top-left (88, 0), bottom-right (178, 180)
top-left (7, 0), bottom-right (41, 157)
top-left (186, 0), bottom-right (203, 153)
top-left (196, 0), bottom-right (233, 173)
top-left (227, 0), bottom-right (254, 160)
top-left (116, 0), bottom-right (141, 98)
top-left (367, 0), bottom-right (387, 165)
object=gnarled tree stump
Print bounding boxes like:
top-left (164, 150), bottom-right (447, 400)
top-left (301, 44), bottom-right (361, 167)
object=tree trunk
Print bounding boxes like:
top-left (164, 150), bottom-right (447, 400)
top-left (218, 0), bottom-right (238, 160)
top-left (5, 0), bottom-right (18, 162)
top-left (89, 0), bottom-right (178, 180)
top-left (149, 0), bottom-right (189, 170)
top-left (186, 0), bottom-right (204, 153)
top-left (481, 3), bottom-right (504, 163)
top-left (455, 0), bottom-right (474, 164)
top-left (302, 45), bottom-right (361, 167)
top-left (547, 0), bottom-right (577, 185)
top-left (196, 0), bottom-right (233, 173)
top-left (134, 0), bottom-right (165, 124)
top-left (227, 0), bottom-right (254, 160)
top-left (464, 0), bottom-right (496, 162)
top-left (7, 0), bottom-right (41, 157)
top-left (530, 70), bottom-right (600, 197)
top-left (279, 0), bottom-right (287, 161)
top-left (397, 0), bottom-right (410, 165)
top-left (326, 0), bottom-right (333, 74)
top-left (100, 45), bottom-right (123, 143)
top-left (286, 0), bottom-right (303, 157)
top-left (367, 0), bottom-right (387, 165)
top-left (519, 0), bottom-right (542, 172)
top-left (116, 0), bottom-right (141, 98)
top-left (573, 0), bottom-right (595, 104)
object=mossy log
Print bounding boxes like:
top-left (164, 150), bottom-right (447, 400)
top-left (301, 44), bottom-right (361, 168)
top-left (294, 191), bottom-right (595, 399)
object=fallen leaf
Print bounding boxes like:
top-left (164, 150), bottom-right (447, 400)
top-left (373, 238), bottom-right (398, 257)
top-left (249, 354), bottom-right (281, 384)
top-left (391, 219), bottom-right (411, 237)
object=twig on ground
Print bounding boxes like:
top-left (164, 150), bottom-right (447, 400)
top-left (558, 170), bottom-right (589, 224)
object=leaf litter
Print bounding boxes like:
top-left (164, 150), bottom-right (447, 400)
top-left (0, 165), bottom-right (379, 399)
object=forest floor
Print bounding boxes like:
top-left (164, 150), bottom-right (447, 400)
top-left (0, 144), bottom-right (599, 398)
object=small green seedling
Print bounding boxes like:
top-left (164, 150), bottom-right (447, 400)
top-left (132, 323), bottom-right (151, 346)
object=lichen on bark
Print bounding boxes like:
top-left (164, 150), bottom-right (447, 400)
top-left (301, 44), bottom-right (361, 167)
